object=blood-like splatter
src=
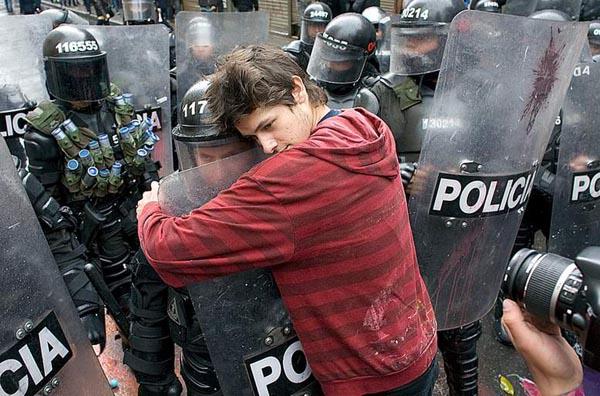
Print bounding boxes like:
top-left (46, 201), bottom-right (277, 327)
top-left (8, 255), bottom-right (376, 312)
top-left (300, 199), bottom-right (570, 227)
top-left (520, 27), bottom-right (566, 135)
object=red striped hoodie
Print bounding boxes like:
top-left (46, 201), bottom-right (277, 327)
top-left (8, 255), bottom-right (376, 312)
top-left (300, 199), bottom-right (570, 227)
top-left (139, 108), bottom-right (437, 395)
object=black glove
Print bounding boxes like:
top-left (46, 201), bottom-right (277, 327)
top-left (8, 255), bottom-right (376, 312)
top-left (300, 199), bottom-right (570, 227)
top-left (400, 162), bottom-right (418, 189)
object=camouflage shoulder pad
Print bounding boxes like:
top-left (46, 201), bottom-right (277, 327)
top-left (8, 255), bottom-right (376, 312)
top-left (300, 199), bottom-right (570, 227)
top-left (392, 78), bottom-right (422, 111)
top-left (24, 100), bottom-right (65, 135)
top-left (110, 83), bottom-right (122, 97)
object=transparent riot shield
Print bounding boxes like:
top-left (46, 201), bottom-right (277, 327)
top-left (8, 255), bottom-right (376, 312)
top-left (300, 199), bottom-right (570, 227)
top-left (158, 149), bottom-right (320, 396)
top-left (534, 0), bottom-right (582, 20)
top-left (549, 60), bottom-right (600, 260)
top-left (84, 25), bottom-right (173, 175)
top-left (407, 11), bottom-right (586, 330)
top-left (0, 15), bottom-right (52, 162)
top-left (502, 0), bottom-right (539, 15)
top-left (0, 137), bottom-right (112, 396)
top-left (377, 16), bottom-right (391, 73)
top-left (175, 11), bottom-right (269, 112)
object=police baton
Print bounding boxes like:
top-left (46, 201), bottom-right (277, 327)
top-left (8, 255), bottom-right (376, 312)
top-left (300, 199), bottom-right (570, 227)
top-left (84, 263), bottom-right (130, 339)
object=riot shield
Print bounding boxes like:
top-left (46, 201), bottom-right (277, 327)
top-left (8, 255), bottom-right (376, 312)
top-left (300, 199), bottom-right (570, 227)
top-left (0, 15), bottom-right (52, 162)
top-left (84, 25), bottom-right (173, 175)
top-left (158, 149), bottom-right (319, 396)
top-left (407, 11), bottom-right (586, 330)
top-left (0, 136), bottom-right (112, 396)
top-left (534, 0), bottom-right (582, 20)
top-left (377, 16), bottom-right (391, 73)
top-left (175, 11), bottom-right (269, 112)
top-left (502, 0), bottom-right (539, 15)
top-left (549, 60), bottom-right (600, 259)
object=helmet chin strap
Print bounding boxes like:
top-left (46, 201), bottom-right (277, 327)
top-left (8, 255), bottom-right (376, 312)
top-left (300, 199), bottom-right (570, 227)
top-left (320, 81), bottom-right (356, 96)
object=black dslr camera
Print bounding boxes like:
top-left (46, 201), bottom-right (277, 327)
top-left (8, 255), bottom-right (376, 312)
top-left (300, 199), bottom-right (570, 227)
top-left (502, 247), bottom-right (600, 370)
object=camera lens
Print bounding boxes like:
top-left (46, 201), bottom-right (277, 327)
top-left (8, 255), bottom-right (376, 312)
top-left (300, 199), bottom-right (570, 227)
top-left (503, 248), bottom-right (581, 321)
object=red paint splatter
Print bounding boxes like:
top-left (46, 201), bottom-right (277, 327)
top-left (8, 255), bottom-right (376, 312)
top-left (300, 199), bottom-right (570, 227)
top-left (520, 27), bottom-right (566, 135)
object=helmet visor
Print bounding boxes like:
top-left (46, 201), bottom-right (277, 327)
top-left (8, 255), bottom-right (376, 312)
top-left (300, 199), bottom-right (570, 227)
top-left (390, 21), bottom-right (449, 75)
top-left (307, 33), bottom-right (367, 84)
top-left (44, 54), bottom-right (110, 102)
top-left (173, 126), bottom-right (254, 170)
top-left (123, 0), bottom-right (155, 21)
top-left (301, 20), bottom-right (328, 46)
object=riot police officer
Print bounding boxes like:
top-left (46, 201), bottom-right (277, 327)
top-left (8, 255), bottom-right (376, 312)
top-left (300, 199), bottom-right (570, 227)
top-left (283, 2), bottom-right (332, 71)
top-left (122, 0), bottom-right (156, 24)
top-left (362, 6), bottom-right (390, 72)
top-left (171, 81), bottom-right (253, 394)
top-left (362, 6), bottom-right (387, 42)
top-left (127, 81), bottom-right (254, 396)
top-left (180, 16), bottom-right (217, 82)
top-left (307, 12), bottom-right (380, 109)
top-left (357, 0), bottom-right (463, 166)
top-left (22, 25), bottom-right (159, 351)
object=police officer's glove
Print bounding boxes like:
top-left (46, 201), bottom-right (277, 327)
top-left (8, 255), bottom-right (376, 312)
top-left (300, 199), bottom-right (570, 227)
top-left (533, 165), bottom-right (555, 199)
top-left (400, 162), bottom-right (418, 189)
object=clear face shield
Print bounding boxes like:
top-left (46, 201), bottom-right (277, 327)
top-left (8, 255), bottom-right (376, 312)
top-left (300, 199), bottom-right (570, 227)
top-left (300, 20), bottom-right (328, 47)
top-left (307, 33), bottom-right (368, 84)
top-left (44, 54), bottom-right (111, 102)
top-left (173, 125), bottom-right (255, 171)
top-left (390, 21), bottom-right (449, 76)
top-left (123, 0), bottom-right (155, 22)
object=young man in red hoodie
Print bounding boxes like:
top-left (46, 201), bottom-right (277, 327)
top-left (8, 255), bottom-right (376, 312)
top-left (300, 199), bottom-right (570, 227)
top-left (137, 45), bottom-right (438, 395)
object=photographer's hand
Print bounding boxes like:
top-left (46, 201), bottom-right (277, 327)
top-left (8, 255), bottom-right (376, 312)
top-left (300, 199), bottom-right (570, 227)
top-left (502, 299), bottom-right (583, 395)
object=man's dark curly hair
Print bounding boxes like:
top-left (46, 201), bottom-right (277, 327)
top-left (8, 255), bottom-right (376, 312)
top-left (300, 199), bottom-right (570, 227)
top-left (205, 45), bottom-right (326, 133)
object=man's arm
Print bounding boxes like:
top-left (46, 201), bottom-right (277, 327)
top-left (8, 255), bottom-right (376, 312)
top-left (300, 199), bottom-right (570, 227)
top-left (138, 176), bottom-right (295, 288)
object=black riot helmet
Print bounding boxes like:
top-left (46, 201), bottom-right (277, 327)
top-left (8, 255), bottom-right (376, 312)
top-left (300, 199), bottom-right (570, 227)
top-left (529, 9), bottom-right (572, 21)
top-left (301, 2), bottom-right (332, 47)
top-left (43, 26), bottom-right (110, 103)
top-left (362, 6), bottom-right (387, 31)
top-left (401, 0), bottom-right (465, 23)
top-left (390, 0), bottom-right (465, 75)
top-left (534, 0), bottom-right (581, 20)
top-left (40, 9), bottom-right (89, 28)
top-left (307, 13), bottom-right (377, 84)
top-left (589, 21), bottom-right (600, 55)
top-left (122, 0), bottom-right (156, 24)
top-left (173, 80), bottom-right (252, 170)
top-left (469, 0), bottom-right (502, 13)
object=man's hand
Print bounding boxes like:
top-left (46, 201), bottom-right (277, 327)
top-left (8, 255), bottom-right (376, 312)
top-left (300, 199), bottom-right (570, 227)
top-left (137, 181), bottom-right (159, 217)
top-left (502, 299), bottom-right (583, 395)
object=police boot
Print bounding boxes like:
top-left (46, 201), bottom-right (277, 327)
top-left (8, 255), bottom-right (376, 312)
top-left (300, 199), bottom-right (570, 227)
top-left (18, 166), bottom-right (106, 347)
top-left (167, 289), bottom-right (221, 395)
top-left (124, 251), bottom-right (181, 396)
top-left (438, 321), bottom-right (482, 396)
top-left (181, 349), bottom-right (222, 395)
top-left (138, 378), bottom-right (183, 396)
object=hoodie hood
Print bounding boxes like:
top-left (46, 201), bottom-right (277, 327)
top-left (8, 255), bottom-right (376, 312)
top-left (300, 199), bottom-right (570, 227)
top-left (295, 108), bottom-right (399, 179)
